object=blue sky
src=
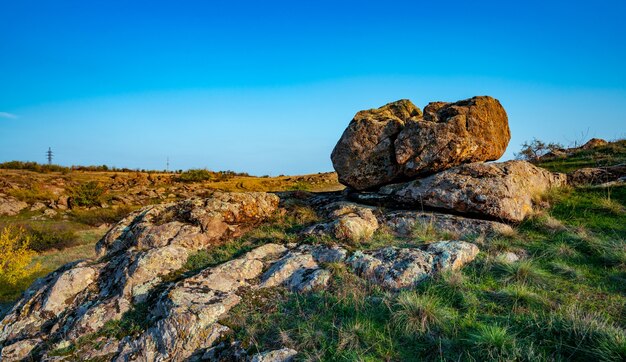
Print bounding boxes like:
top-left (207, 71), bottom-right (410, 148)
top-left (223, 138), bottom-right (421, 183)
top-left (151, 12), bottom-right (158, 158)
top-left (1, 0), bottom-right (625, 175)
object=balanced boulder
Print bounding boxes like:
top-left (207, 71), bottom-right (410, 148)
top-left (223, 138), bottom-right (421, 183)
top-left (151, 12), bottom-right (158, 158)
top-left (331, 96), bottom-right (510, 190)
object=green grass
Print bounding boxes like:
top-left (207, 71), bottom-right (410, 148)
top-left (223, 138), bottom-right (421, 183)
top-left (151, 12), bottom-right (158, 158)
top-left (536, 139), bottom-right (626, 173)
top-left (219, 185), bottom-right (626, 361)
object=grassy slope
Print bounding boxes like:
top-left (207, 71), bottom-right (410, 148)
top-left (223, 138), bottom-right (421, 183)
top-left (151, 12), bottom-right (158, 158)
top-left (43, 184), bottom-right (626, 360)
top-left (536, 140), bottom-right (626, 174)
top-left (218, 185), bottom-right (626, 361)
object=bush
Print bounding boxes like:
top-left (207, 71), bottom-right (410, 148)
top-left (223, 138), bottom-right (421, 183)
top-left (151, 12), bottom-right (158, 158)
top-left (0, 161), bottom-right (70, 173)
top-left (70, 181), bottom-right (106, 207)
top-left (24, 224), bottom-right (80, 252)
top-left (0, 227), bottom-right (39, 286)
top-left (175, 169), bottom-right (213, 183)
top-left (8, 184), bottom-right (55, 203)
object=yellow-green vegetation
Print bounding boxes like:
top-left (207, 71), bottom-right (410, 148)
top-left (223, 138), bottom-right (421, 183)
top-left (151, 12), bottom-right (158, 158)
top-left (0, 226), bottom-right (39, 286)
top-left (7, 183), bottom-right (55, 203)
top-left (0, 209), bottom-right (122, 305)
top-left (536, 139), bottom-right (626, 173)
top-left (0, 226), bottom-right (42, 314)
top-left (218, 185), bottom-right (626, 361)
top-left (69, 181), bottom-right (107, 207)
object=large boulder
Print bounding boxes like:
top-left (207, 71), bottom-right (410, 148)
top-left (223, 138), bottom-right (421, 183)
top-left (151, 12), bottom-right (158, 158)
top-left (366, 161), bottom-right (566, 223)
top-left (331, 96), bottom-right (510, 190)
top-left (395, 96), bottom-right (510, 177)
top-left (330, 99), bottom-right (422, 190)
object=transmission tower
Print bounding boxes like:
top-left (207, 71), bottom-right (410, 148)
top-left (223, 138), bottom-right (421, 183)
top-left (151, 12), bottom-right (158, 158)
top-left (166, 157), bottom-right (170, 172)
top-left (46, 147), bottom-right (53, 165)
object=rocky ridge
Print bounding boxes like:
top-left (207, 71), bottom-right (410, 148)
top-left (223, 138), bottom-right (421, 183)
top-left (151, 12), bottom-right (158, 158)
top-left (0, 192), bottom-right (480, 360)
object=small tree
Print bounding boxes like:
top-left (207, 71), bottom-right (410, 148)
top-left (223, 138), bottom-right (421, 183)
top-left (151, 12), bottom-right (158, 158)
top-left (0, 226), bottom-right (39, 286)
top-left (515, 138), bottom-right (563, 162)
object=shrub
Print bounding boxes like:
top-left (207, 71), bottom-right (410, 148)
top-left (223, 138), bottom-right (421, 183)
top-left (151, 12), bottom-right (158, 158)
top-left (515, 138), bottom-right (564, 161)
top-left (0, 161), bottom-right (70, 173)
top-left (24, 224), bottom-right (80, 252)
top-left (70, 181), bottom-right (106, 207)
top-left (175, 169), bottom-right (214, 182)
top-left (0, 227), bottom-right (39, 286)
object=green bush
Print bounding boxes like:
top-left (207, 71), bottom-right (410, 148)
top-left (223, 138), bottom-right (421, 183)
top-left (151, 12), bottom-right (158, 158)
top-left (70, 181), bottom-right (106, 207)
top-left (24, 224), bottom-right (80, 252)
top-left (175, 169), bottom-right (214, 183)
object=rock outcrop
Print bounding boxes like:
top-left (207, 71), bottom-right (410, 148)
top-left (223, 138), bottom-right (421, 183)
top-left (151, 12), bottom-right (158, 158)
top-left (302, 202), bottom-right (379, 242)
top-left (348, 241), bottom-right (479, 289)
top-left (0, 192), bottom-right (280, 360)
top-left (567, 164), bottom-right (626, 186)
top-left (363, 161), bottom-right (566, 223)
top-left (381, 210), bottom-right (514, 237)
top-left (0, 196), bottom-right (28, 216)
top-left (331, 96), bottom-right (510, 190)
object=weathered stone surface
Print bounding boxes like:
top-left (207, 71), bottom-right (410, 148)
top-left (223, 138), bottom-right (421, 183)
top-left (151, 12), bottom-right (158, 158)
top-left (0, 261), bottom-right (98, 351)
top-left (114, 244), bottom-right (287, 361)
top-left (497, 252), bottom-right (521, 263)
top-left (331, 100), bottom-right (422, 190)
top-left (395, 96), bottom-right (510, 177)
top-left (0, 338), bottom-right (40, 361)
top-left (347, 241), bottom-right (479, 289)
top-left (0, 196), bottom-right (28, 216)
top-left (303, 202), bottom-right (379, 242)
top-left (260, 244), bottom-right (347, 292)
top-left (381, 210), bottom-right (513, 237)
top-left (96, 191), bottom-right (280, 257)
top-left (331, 96), bottom-right (510, 190)
top-left (376, 161), bottom-right (566, 222)
top-left (250, 348), bottom-right (298, 362)
top-left (567, 164), bottom-right (626, 186)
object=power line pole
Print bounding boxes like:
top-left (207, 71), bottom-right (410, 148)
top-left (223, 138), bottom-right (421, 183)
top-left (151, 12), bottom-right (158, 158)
top-left (46, 147), bottom-right (53, 165)
top-left (166, 157), bottom-right (170, 172)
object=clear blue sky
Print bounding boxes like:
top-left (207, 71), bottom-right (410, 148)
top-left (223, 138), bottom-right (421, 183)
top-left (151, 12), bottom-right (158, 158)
top-left (1, 0), bottom-right (625, 175)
